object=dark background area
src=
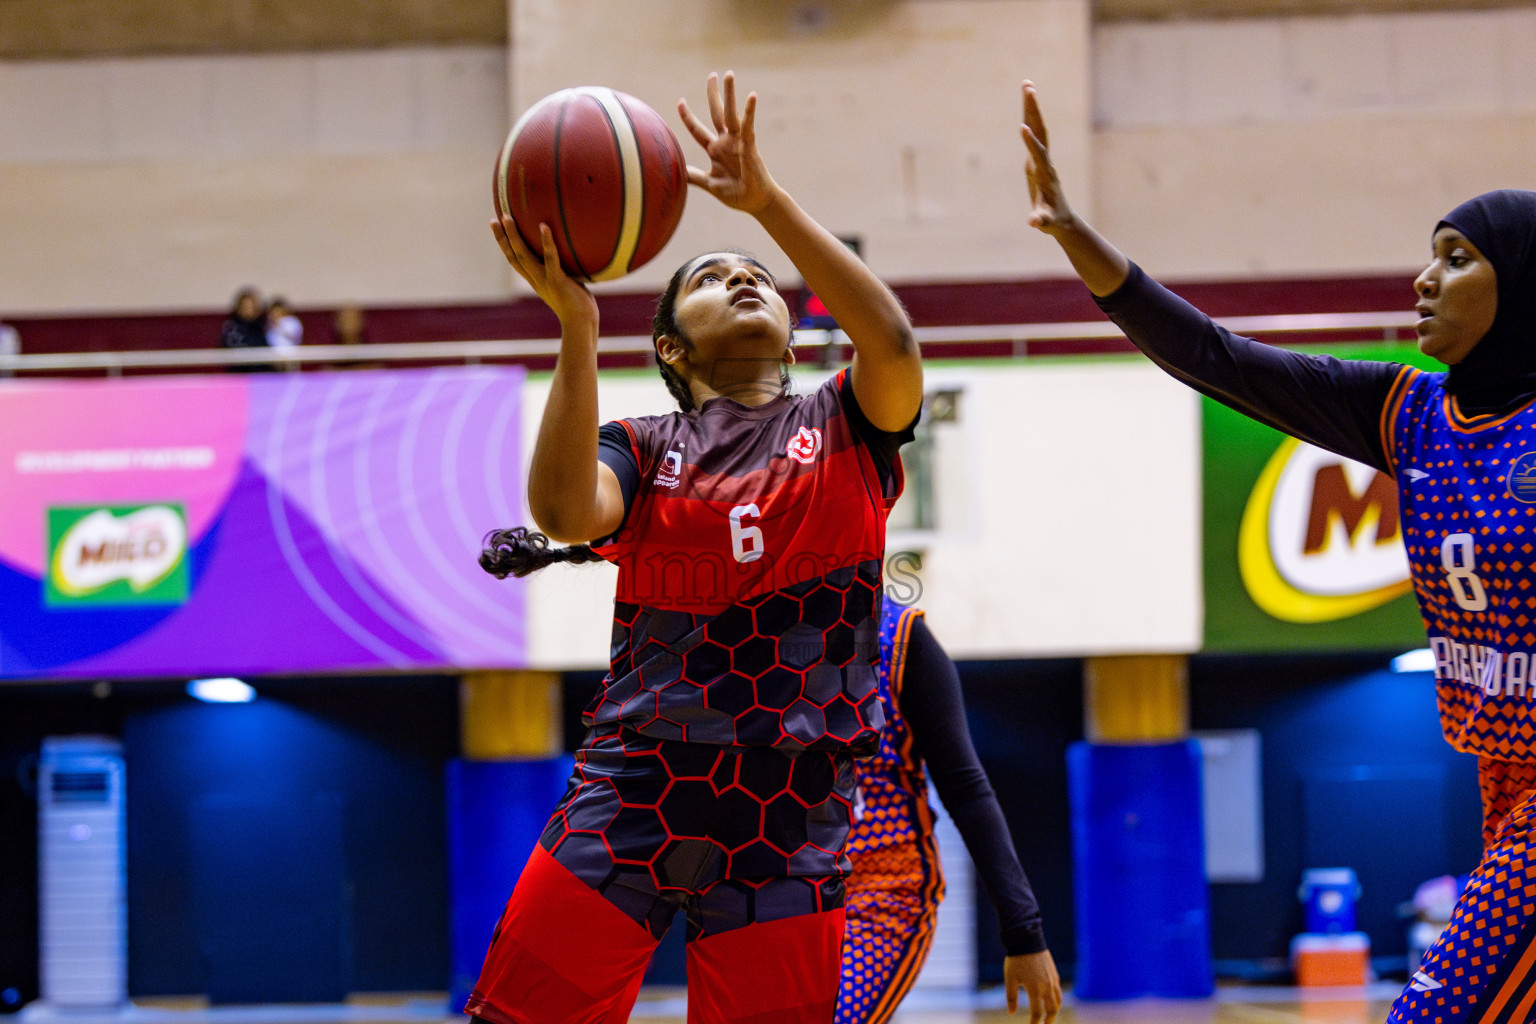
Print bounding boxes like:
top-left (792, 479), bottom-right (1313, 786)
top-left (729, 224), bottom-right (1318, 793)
top-left (0, 648), bottom-right (1481, 1005)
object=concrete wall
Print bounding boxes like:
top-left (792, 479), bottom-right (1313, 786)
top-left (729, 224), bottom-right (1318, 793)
top-left (1, 0), bottom-right (1095, 313)
top-left (1093, 6), bottom-right (1536, 279)
top-left (4, 1), bottom-right (1534, 318)
top-left (508, 0), bottom-right (1094, 288)
top-left (0, 47), bottom-right (508, 314)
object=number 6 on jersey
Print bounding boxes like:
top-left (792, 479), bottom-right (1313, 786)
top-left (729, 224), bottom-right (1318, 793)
top-left (730, 504), bottom-right (764, 563)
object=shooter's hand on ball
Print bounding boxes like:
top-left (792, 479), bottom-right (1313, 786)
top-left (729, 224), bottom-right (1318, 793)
top-left (490, 215), bottom-right (598, 333)
top-left (678, 70), bottom-right (779, 216)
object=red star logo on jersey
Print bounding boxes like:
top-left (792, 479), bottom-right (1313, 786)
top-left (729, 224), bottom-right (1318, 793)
top-left (786, 426), bottom-right (822, 465)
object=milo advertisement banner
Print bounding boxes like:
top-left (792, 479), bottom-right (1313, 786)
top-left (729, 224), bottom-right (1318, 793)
top-left (46, 504), bottom-right (191, 607)
top-left (0, 368), bottom-right (527, 679)
top-left (1203, 342), bottom-right (1439, 652)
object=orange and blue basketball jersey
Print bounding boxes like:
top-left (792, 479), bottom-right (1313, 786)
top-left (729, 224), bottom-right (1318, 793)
top-left (838, 603), bottom-right (945, 1024)
top-left (1386, 367), bottom-right (1536, 765)
top-left (1383, 368), bottom-right (1536, 1023)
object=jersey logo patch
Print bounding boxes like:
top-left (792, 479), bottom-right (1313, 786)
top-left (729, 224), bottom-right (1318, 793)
top-left (1508, 450), bottom-right (1536, 504)
top-left (786, 426), bottom-right (823, 465)
top-left (1409, 970), bottom-right (1442, 993)
top-left (655, 449), bottom-right (683, 489)
top-left (1404, 468), bottom-right (1432, 482)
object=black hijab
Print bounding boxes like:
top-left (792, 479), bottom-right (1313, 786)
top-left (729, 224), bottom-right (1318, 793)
top-left (1437, 189), bottom-right (1536, 414)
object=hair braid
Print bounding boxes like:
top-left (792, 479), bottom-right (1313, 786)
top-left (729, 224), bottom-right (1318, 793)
top-left (478, 526), bottom-right (605, 579)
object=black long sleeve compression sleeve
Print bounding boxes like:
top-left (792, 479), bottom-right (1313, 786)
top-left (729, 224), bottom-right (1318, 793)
top-left (1096, 263), bottom-right (1409, 474)
top-left (899, 617), bottom-right (1047, 955)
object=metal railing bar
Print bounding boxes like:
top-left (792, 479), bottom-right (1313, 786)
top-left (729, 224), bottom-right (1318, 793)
top-left (0, 311), bottom-right (1419, 373)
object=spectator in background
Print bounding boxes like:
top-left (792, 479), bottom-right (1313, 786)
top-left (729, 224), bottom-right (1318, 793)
top-left (266, 295), bottom-right (304, 371)
top-left (0, 317), bottom-right (18, 378)
top-left (330, 304), bottom-right (383, 370)
top-left (332, 304), bottom-right (368, 346)
top-left (219, 287), bottom-right (269, 371)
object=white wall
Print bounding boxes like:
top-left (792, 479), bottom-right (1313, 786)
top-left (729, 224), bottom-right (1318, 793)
top-left (520, 360), bottom-right (1203, 669)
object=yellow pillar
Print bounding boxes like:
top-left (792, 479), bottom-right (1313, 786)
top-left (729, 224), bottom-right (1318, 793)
top-left (459, 670), bottom-right (562, 760)
top-left (1083, 654), bottom-right (1189, 744)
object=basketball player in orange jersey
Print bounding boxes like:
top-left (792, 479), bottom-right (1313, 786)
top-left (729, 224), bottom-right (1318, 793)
top-left (464, 70), bottom-right (923, 1024)
top-left (1022, 80), bottom-right (1536, 1024)
top-left (839, 601), bottom-right (1061, 1024)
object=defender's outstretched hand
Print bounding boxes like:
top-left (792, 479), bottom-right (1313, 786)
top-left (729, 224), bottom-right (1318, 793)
top-left (678, 71), bottom-right (779, 215)
top-left (1017, 79), bottom-right (1130, 297)
top-left (490, 215), bottom-right (598, 330)
top-left (1021, 81), bottom-right (1078, 237)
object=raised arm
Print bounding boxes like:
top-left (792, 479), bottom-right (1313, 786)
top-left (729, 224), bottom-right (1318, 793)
top-left (899, 616), bottom-right (1061, 1022)
top-left (679, 72), bottom-right (922, 432)
top-left (491, 216), bottom-right (626, 543)
top-left (1020, 81), bottom-right (1405, 473)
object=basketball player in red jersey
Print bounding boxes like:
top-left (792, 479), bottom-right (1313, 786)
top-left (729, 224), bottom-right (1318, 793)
top-left (465, 71), bottom-right (922, 1024)
top-left (1023, 80), bottom-right (1536, 1024)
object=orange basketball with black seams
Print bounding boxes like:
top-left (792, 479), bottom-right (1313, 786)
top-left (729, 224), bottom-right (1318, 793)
top-left (494, 87), bottom-right (688, 282)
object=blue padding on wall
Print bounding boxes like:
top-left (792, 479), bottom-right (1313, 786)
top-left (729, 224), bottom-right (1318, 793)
top-left (446, 756), bottom-right (573, 1013)
top-left (1068, 740), bottom-right (1214, 999)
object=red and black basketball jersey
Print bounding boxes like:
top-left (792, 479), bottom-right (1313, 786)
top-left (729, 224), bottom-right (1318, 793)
top-left (587, 370), bottom-right (910, 753)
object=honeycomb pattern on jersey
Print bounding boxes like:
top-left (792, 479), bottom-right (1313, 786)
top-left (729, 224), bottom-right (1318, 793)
top-left (837, 841), bottom-right (939, 1024)
top-left (538, 726), bottom-right (856, 940)
top-left (1390, 372), bottom-right (1536, 761)
top-left (1387, 784), bottom-right (1536, 1024)
top-left (589, 560), bottom-right (887, 753)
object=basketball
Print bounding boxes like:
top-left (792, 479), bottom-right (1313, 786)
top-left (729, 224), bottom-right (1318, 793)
top-left (494, 87), bottom-right (689, 283)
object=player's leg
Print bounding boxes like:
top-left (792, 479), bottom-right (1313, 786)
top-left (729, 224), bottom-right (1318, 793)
top-left (464, 843), bottom-right (658, 1024)
top-left (837, 844), bottom-right (942, 1024)
top-left (683, 746), bottom-right (858, 1022)
top-left (1387, 769), bottom-right (1536, 1023)
top-left (465, 729), bottom-right (683, 1024)
top-left (684, 875), bottom-right (848, 1024)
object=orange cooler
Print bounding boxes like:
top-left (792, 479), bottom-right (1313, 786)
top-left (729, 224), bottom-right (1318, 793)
top-left (1291, 932), bottom-right (1371, 986)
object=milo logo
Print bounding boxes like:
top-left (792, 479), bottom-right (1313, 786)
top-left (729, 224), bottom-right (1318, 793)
top-left (1238, 439), bottom-right (1411, 623)
top-left (46, 504), bottom-right (189, 607)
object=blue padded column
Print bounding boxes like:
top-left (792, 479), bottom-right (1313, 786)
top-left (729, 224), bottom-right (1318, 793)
top-left (1068, 740), bottom-right (1213, 999)
top-left (446, 755), bottom-right (573, 1013)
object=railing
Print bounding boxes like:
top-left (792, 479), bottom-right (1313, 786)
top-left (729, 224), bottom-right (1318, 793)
top-left (0, 310), bottom-right (1421, 375)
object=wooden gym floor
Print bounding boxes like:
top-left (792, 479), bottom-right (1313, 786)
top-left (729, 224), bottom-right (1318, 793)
top-left (627, 984), bottom-right (1404, 1023)
top-left (16, 985), bottom-right (1404, 1024)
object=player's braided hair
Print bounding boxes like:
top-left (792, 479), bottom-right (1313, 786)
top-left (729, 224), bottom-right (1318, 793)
top-left (478, 526), bottom-right (604, 578)
top-left (652, 251), bottom-right (793, 413)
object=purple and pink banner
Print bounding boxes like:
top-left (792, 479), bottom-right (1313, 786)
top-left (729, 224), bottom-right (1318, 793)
top-left (0, 368), bottom-right (527, 679)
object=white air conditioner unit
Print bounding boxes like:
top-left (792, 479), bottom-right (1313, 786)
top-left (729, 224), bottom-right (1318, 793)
top-left (37, 736), bottom-right (126, 1009)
